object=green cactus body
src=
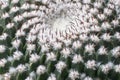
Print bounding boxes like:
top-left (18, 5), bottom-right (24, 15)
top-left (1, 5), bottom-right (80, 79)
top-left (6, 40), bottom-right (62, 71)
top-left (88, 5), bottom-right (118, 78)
top-left (0, 0), bottom-right (120, 80)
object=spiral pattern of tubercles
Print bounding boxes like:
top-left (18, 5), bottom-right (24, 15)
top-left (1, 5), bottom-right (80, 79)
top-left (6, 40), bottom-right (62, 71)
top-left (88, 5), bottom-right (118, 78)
top-left (0, 0), bottom-right (120, 80)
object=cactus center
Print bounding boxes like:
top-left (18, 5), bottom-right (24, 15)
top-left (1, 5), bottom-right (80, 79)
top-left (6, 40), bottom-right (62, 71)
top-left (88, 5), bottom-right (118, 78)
top-left (52, 17), bottom-right (70, 31)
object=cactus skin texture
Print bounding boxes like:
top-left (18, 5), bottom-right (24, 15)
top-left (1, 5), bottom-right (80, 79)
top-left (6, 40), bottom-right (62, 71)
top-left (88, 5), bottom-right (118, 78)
top-left (0, 0), bottom-right (120, 80)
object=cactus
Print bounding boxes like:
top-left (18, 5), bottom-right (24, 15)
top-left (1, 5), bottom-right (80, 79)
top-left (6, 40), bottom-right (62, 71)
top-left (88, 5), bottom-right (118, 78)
top-left (0, 0), bottom-right (120, 80)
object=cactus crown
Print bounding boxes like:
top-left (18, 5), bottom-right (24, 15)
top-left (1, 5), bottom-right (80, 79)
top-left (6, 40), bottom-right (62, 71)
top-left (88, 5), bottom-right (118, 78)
top-left (0, 0), bottom-right (120, 80)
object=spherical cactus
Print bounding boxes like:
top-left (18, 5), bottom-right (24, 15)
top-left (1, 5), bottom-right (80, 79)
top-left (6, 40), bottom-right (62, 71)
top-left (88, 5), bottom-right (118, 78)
top-left (0, 0), bottom-right (120, 80)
